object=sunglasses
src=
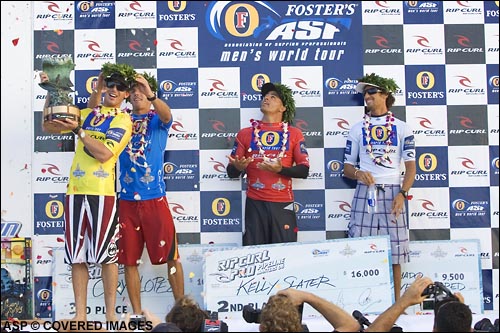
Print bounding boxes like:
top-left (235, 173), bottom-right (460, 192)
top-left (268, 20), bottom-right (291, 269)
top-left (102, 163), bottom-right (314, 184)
top-left (364, 87), bottom-right (383, 95)
top-left (105, 81), bottom-right (128, 92)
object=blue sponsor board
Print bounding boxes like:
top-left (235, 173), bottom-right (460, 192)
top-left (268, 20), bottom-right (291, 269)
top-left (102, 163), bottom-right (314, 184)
top-left (34, 276), bottom-right (53, 319)
top-left (200, 191), bottom-right (242, 233)
top-left (163, 150), bottom-right (200, 192)
top-left (405, 65), bottom-right (447, 105)
top-left (490, 146), bottom-right (499, 186)
top-left (33, 193), bottom-right (65, 235)
top-left (414, 146), bottom-right (449, 188)
top-left (484, 1), bottom-right (500, 24)
top-left (74, 69), bottom-right (100, 109)
top-left (240, 67), bottom-right (280, 109)
top-left (323, 68), bottom-right (364, 107)
top-left (199, 1), bottom-right (362, 67)
top-left (158, 68), bottom-right (199, 109)
top-left (403, 1), bottom-right (443, 24)
top-left (294, 189), bottom-right (325, 231)
top-left (487, 64), bottom-right (499, 105)
top-left (449, 187), bottom-right (490, 228)
top-left (75, 1), bottom-right (115, 30)
top-left (481, 269), bottom-right (494, 311)
top-left (325, 147), bottom-right (357, 190)
top-left (156, 1), bottom-right (204, 28)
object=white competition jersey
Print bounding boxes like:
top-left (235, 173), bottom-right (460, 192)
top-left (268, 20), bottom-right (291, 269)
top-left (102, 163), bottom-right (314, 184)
top-left (344, 113), bottom-right (416, 184)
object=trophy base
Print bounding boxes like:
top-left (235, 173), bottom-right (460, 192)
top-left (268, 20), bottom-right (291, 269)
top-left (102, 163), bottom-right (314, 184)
top-left (43, 105), bottom-right (81, 134)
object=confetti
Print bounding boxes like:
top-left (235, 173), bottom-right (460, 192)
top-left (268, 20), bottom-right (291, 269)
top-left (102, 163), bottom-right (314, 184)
top-left (134, 193), bottom-right (141, 200)
top-left (189, 272), bottom-right (195, 279)
top-left (170, 266), bottom-right (176, 275)
top-left (136, 259), bottom-right (143, 264)
top-left (56, 237), bottom-right (64, 243)
top-left (135, 226), bottom-right (141, 231)
top-left (12, 38), bottom-right (19, 46)
top-left (159, 240), bottom-right (166, 247)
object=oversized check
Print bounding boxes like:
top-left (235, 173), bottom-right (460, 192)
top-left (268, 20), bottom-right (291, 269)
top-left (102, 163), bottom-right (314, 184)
top-left (51, 243), bottom-right (236, 321)
top-left (402, 239), bottom-right (483, 314)
top-left (204, 236), bottom-right (394, 319)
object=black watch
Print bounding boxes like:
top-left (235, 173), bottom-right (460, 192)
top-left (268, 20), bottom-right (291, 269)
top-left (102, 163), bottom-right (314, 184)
top-left (399, 190), bottom-right (408, 199)
top-left (72, 125), bottom-right (82, 135)
top-left (147, 93), bottom-right (157, 102)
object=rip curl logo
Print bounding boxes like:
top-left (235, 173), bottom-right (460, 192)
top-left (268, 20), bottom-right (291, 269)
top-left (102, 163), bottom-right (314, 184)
top-left (44, 41), bottom-right (61, 53)
top-left (208, 157), bottom-right (227, 173)
top-left (84, 40), bottom-right (102, 52)
top-left (167, 39), bottom-right (184, 50)
top-left (416, 117), bottom-right (433, 129)
top-left (415, 35), bottom-right (431, 47)
top-left (169, 202), bottom-right (186, 215)
top-left (421, 199), bottom-right (437, 211)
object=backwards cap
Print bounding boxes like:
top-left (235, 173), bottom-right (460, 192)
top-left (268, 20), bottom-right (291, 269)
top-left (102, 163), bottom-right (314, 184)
top-left (261, 82), bottom-right (296, 124)
top-left (355, 73), bottom-right (399, 94)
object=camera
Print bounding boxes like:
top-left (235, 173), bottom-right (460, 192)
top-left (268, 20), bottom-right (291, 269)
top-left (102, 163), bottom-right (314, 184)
top-left (242, 303), bottom-right (308, 331)
top-left (201, 311), bottom-right (228, 332)
top-left (242, 304), bottom-right (262, 324)
top-left (420, 281), bottom-right (458, 311)
top-left (474, 318), bottom-right (499, 332)
top-left (242, 303), bottom-right (304, 324)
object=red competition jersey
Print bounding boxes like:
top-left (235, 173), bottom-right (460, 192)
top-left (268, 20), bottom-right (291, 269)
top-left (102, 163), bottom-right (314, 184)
top-left (230, 122), bottom-right (309, 202)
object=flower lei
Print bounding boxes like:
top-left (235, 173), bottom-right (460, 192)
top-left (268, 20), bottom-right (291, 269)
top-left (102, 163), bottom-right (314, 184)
top-left (125, 109), bottom-right (155, 168)
top-left (364, 111), bottom-right (394, 166)
top-left (249, 119), bottom-right (288, 162)
top-left (91, 105), bottom-right (122, 121)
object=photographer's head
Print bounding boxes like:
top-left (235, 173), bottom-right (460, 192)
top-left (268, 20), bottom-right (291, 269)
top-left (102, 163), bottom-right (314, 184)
top-left (433, 300), bottom-right (473, 332)
top-left (165, 295), bottom-right (209, 332)
top-left (259, 294), bottom-right (303, 332)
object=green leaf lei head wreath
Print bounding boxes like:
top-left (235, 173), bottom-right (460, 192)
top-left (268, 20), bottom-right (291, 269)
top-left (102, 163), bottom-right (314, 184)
top-left (139, 71), bottom-right (158, 93)
top-left (101, 62), bottom-right (137, 88)
top-left (356, 73), bottom-right (399, 94)
top-left (262, 82), bottom-right (296, 125)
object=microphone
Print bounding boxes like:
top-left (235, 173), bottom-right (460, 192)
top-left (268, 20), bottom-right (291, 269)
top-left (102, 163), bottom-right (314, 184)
top-left (353, 310), bottom-right (372, 327)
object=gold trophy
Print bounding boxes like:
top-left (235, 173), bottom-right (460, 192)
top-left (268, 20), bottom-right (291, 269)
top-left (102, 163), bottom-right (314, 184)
top-left (39, 56), bottom-right (80, 133)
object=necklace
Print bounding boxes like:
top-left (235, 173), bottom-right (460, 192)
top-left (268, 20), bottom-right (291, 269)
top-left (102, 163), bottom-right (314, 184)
top-left (91, 105), bottom-right (122, 121)
top-left (363, 111), bottom-right (394, 166)
top-left (125, 110), bottom-right (155, 168)
top-left (248, 119), bottom-right (288, 162)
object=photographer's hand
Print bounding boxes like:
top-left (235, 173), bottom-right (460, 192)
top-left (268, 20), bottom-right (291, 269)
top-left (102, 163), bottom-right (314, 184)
top-left (365, 276), bottom-right (433, 332)
top-left (453, 292), bottom-right (465, 304)
top-left (278, 288), bottom-right (361, 332)
top-left (143, 309), bottom-right (162, 330)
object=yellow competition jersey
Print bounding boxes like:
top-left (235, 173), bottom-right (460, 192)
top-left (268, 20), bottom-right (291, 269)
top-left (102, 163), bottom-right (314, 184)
top-left (67, 106), bottom-right (132, 196)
